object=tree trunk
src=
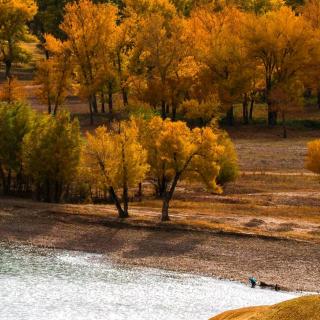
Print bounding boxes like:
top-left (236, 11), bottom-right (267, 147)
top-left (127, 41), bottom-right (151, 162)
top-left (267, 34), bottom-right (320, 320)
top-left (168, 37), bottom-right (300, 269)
top-left (123, 183), bottom-right (129, 217)
top-left (45, 179), bottom-right (52, 203)
top-left (249, 98), bottom-right (254, 121)
top-left (137, 182), bottom-right (142, 202)
top-left (161, 174), bottom-right (180, 222)
top-left (2, 170), bottom-right (12, 195)
top-left (161, 196), bottom-right (170, 221)
top-left (317, 88), bottom-right (320, 110)
top-left (91, 95), bottom-right (98, 113)
top-left (88, 99), bottom-right (94, 125)
top-left (161, 101), bottom-right (166, 119)
top-left (35, 183), bottom-right (42, 201)
top-left (0, 166), bottom-right (9, 195)
top-left (101, 92), bottom-right (105, 113)
top-left (5, 60), bottom-right (12, 79)
top-left (172, 102), bottom-right (177, 121)
top-left (242, 94), bottom-right (249, 124)
top-left (54, 181), bottom-right (60, 203)
top-left (268, 107), bottom-right (278, 127)
top-left (226, 106), bottom-right (234, 126)
top-left (157, 174), bottom-right (166, 198)
top-left (109, 187), bottom-right (127, 218)
top-left (53, 103), bottom-right (59, 116)
top-left (266, 76), bottom-right (277, 127)
top-left (0, 165), bottom-right (6, 195)
top-left (282, 111), bottom-right (287, 139)
top-left (122, 88), bottom-right (128, 106)
top-left (47, 92), bottom-right (52, 114)
top-left (108, 87), bottom-right (113, 115)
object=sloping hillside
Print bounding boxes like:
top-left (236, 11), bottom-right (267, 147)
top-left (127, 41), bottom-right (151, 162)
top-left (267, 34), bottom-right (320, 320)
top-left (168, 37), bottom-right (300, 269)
top-left (210, 296), bottom-right (320, 320)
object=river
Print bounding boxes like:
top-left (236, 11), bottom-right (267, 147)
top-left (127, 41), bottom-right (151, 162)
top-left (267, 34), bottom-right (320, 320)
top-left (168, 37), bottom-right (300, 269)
top-left (0, 243), bottom-right (299, 320)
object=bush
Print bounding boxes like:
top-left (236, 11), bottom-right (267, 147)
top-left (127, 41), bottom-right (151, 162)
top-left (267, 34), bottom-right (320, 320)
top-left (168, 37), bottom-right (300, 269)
top-left (305, 139), bottom-right (320, 175)
top-left (216, 132), bottom-right (239, 186)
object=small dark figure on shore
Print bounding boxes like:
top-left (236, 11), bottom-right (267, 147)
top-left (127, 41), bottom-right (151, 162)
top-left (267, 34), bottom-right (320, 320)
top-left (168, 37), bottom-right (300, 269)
top-left (249, 277), bottom-right (257, 288)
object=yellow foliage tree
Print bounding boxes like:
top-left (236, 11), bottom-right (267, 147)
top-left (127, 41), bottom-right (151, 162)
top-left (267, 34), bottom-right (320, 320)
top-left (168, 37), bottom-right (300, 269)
top-left (83, 119), bottom-right (149, 218)
top-left (130, 7), bottom-right (193, 119)
top-left (0, 0), bottom-right (37, 78)
top-left (179, 95), bottom-right (220, 125)
top-left (190, 6), bottom-right (254, 125)
top-left (269, 80), bottom-right (303, 138)
top-left (0, 77), bottom-right (25, 103)
top-left (245, 7), bottom-right (314, 126)
top-left (58, 0), bottom-right (118, 123)
top-left (35, 35), bottom-right (72, 115)
top-left (140, 116), bottom-right (224, 221)
top-left (302, 0), bottom-right (320, 109)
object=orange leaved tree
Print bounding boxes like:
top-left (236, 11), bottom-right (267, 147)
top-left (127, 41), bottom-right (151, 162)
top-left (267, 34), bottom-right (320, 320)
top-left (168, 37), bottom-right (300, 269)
top-left (140, 117), bottom-right (224, 221)
top-left (83, 119), bottom-right (149, 218)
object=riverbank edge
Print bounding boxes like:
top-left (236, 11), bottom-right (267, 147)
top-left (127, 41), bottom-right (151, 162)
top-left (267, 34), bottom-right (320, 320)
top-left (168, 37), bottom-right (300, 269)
top-left (1, 198), bottom-right (320, 293)
top-left (1, 196), bottom-right (317, 244)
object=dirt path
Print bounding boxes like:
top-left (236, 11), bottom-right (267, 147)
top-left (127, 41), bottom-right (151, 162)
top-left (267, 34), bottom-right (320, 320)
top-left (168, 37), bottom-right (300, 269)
top-left (0, 199), bottom-right (319, 293)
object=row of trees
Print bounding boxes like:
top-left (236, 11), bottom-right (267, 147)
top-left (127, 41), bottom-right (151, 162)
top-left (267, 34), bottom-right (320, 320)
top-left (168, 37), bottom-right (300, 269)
top-left (0, 102), bottom-right (238, 221)
top-left (2, 0), bottom-right (320, 137)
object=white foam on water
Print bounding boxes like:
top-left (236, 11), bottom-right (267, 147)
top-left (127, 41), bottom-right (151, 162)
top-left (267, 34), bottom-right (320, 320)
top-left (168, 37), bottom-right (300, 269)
top-left (0, 244), bottom-right (301, 320)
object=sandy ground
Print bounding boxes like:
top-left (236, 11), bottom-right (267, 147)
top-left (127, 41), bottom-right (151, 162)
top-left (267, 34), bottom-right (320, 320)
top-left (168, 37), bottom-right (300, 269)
top-left (0, 198), bottom-right (319, 293)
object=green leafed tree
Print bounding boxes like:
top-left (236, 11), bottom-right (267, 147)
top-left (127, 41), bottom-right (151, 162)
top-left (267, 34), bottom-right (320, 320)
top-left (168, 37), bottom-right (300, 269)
top-left (23, 111), bottom-right (81, 203)
top-left (0, 0), bottom-right (37, 78)
top-left (0, 102), bottom-right (34, 195)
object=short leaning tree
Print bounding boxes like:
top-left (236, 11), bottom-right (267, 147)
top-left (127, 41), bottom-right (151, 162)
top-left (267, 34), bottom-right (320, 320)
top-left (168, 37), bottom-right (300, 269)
top-left (83, 119), bottom-right (149, 218)
top-left (141, 117), bottom-right (224, 221)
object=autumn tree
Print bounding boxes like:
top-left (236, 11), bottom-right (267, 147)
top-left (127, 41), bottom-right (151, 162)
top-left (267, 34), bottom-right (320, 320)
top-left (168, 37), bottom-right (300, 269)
top-left (302, 0), bottom-right (320, 109)
top-left (129, 1), bottom-right (193, 119)
top-left (35, 35), bottom-right (72, 115)
top-left (0, 0), bottom-right (37, 79)
top-left (305, 139), bottom-right (320, 175)
top-left (270, 80), bottom-right (303, 138)
top-left (140, 117), bottom-right (224, 221)
top-left (234, 0), bottom-right (284, 14)
top-left (0, 77), bottom-right (25, 103)
top-left (190, 6), bottom-right (253, 125)
top-left (57, 0), bottom-right (118, 123)
top-left (0, 102), bottom-right (34, 195)
top-left (178, 95), bottom-right (220, 125)
top-left (215, 131), bottom-right (239, 185)
top-left (33, 0), bottom-right (69, 44)
top-left (94, 17), bottom-right (135, 114)
top-left (244, 7), bottom-right (314, 126)
top-left (23, 111), bottom-right (81, 202)
top-left (83, 119), bottom-right (149, 218)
